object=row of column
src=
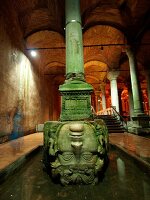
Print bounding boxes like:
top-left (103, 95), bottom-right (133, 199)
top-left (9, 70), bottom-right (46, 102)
top-left (96, 47), bottom-right (150, 117)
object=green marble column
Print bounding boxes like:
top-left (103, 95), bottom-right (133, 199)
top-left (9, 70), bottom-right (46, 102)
top-left (126, 47), bottom-right (150, 134)
top-left (65, 0), bottom-right (84, 78)
top-left (59, 0), bottom-right (93, 121)
top-left (126, 47), bottom-right (144, 116)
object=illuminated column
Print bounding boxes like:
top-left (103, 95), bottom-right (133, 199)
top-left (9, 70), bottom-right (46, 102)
top-left (125, 48), bottom-right (150, 134)
top-left (145, 69), bottom-right (150, 114)
top-left (95, 91), bottom-right (101, 112)
top-left (128, 84), bottom-right (134, 120)
top-left (100, 82), bottom-right (106, 110)
top-left (107, 71), bottom-right (120, 112)
top-left (126, 47), bottom-right (144, 116)
top-left (65, 0), bottom-right (84, 79)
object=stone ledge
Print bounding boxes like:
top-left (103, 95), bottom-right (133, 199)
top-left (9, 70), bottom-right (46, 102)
top-left (0, 146), bottom-right (42, 184)
top-left (0, 129), bottom-right (36, 144)
top-left (109, 143), bottom-right (150, 176)
top-left (128, 127), bottom-right (150, 135)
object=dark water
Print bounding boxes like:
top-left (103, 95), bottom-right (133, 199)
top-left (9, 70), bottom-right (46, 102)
top-left (0, 148), bottom-right (150, 200)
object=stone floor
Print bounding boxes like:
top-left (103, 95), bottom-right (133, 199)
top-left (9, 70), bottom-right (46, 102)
top-left (0, 132), bottom-right (150, 172)
top-left (0, 133), bottom-right (43, 171)
top-left (109, 133), bottom-right (150, 165)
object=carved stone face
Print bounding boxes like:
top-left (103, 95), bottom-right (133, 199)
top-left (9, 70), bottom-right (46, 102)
top-left (51, 122), bottom-right (104, 185)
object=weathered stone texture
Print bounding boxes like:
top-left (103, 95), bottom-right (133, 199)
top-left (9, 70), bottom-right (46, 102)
top-left (0, 15), bottom-right (42, 140)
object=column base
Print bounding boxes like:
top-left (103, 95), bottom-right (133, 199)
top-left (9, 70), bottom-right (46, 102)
top-left (59, 80), bottom-right (93, 121)
top-left (128, 126), bottom-right (150, 135)
top-left (127, 114), bottom-right (150, 135)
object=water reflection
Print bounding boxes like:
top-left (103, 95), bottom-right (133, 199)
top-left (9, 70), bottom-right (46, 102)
top-left (117, 157), bottom-right (126, 181)
top-left (110, 133), bottom-right (150, 165)
top-left (0, 148), bottom-right (150, 200)
top-left (143, 180), bottom-right (150, 200)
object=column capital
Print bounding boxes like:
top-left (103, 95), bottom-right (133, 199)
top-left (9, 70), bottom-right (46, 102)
top-left (125, 46), bottom-right (136, 58)
top-left (107, 70), bottom-right (120, 81)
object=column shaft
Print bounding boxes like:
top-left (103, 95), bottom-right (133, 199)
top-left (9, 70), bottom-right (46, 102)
top-left (107, 71), bottom-right (120, 113)
top-left (59, 0), bottom-right (93, 121)
top-left (95, 95), bottom-right (98, 112)
top-left (102, 94), bottom-right (106, 110)
top-left (110, 79), bottom-right (119, 112)
top-left (95, 91), bottom-right (100, 112)
top-left (128, 86), bottom-right (134, 120)
top-left (65, 0), bottom-right (84, 76)
top-left (146, 71), bottom-right (150, 114)
top-left (126, 48), bottom-right (143, 115)
top-left (100, 83), bottom-right (106, 110)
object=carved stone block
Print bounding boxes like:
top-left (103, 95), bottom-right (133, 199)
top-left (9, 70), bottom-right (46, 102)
top-left (43, 119), bottom-right (108, 185)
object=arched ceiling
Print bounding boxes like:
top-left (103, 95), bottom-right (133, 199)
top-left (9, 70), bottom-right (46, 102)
top-left (1, 0), bottom-right (150, 91)
top-left (85, 61), bottom-right (108, 90)
top-left (83, 25), bottom-right (125, 68)
top-left (26, 30), bottom-right (65, 73)
top-left (26, 30), bottom-right (65, 48)
top-left (13, 0), bottom-right (65, 37)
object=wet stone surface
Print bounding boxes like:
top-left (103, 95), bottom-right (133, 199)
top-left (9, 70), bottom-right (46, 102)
top-left (0, 148), bottom-right (150, 200)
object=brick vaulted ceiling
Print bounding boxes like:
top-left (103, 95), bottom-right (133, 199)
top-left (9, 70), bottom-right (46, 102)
top-left (1, 0), bottom-right (150, 91)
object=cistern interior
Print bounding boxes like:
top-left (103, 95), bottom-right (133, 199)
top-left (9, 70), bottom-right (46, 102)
top-left (0, 0), bottom-right (150, 199)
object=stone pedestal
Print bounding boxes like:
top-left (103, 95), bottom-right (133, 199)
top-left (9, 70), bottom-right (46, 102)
top-left (128, 114), bottom-right (150, 135)
top-left (59, 80), bottom-right (93, 121)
